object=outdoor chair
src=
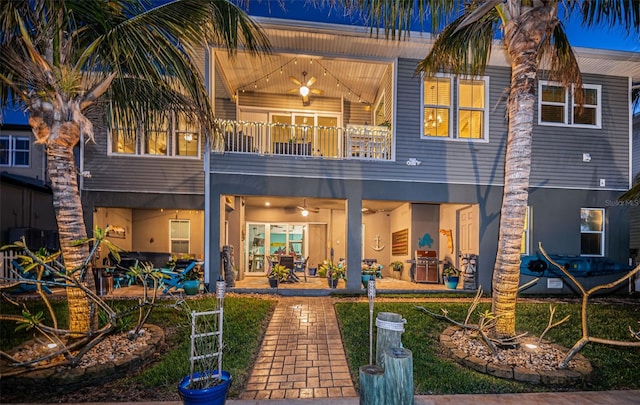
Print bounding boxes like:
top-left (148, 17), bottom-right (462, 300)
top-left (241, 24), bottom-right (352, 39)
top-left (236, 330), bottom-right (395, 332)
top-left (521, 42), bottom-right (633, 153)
top-left (293, 256), bottom-right (308, 282)
top-left (9, 260), bottom-right (53, 294)
top-left (278, 255), bottom-right (298, 282)
top-left (162, 260), bottom-right (197, 294)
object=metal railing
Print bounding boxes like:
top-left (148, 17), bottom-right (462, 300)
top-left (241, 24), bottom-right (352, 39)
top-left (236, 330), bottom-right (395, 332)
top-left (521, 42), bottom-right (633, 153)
top-left (216, 119), bottom-right (392, 161)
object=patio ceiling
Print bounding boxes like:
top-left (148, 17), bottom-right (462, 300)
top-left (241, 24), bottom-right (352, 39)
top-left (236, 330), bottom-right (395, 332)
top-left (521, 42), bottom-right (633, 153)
top-left (244, 196), bottom-right (404, 213)
top-left (214, 50), bottom-right (390, 106)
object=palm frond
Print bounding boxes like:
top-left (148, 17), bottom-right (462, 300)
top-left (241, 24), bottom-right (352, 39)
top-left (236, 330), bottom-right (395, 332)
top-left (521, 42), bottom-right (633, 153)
top-left (341, 0), bottom-right (463, 40)
top-left (579, 0), bottom-right (640, 33)
top-left (416, 7), bottom-right (499, 77)
top-left (538, 20), bottom-right (583, 104)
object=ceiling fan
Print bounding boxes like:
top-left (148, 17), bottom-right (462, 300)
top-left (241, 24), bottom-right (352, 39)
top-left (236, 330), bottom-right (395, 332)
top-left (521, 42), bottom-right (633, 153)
top-left (297, 198), bottom-right (320, 216)
top-left (288, 71), bottom-right (324, 105)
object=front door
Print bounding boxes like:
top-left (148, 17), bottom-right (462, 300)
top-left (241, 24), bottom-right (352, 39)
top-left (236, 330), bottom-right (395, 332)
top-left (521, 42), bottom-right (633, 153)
top-left (457, 206), bottom-right (479, 266)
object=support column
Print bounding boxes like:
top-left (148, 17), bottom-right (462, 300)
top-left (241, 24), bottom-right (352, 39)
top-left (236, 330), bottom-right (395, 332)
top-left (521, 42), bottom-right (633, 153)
top-left (206, 177), bottom-right (222, 286)
top-left (345, 196), bottom-right (362, 291)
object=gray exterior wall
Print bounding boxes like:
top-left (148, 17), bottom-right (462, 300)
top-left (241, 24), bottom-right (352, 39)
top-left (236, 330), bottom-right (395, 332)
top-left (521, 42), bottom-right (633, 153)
top-left (81, 109), bottom-right (205, 195)
top-left (630, 113), bottom-right (640, 258)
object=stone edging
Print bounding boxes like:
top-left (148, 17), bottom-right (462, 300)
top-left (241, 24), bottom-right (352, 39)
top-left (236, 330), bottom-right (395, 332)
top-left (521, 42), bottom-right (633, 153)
top-left (439, 326), bottom-right (593, 385)
top-left (1, 324), bottom-right (165, 389)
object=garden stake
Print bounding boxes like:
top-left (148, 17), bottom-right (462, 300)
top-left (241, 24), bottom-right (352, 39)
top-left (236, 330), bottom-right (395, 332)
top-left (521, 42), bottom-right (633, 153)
top-left (368, 277), bottom-right (376, 365)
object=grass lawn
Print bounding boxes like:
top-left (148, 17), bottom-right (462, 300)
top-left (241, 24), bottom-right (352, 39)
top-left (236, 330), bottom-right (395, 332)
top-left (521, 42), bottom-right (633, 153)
top-left (336, 300), bottom-right (640, 394)
top-left (0, 295), bottom-right (275, 399)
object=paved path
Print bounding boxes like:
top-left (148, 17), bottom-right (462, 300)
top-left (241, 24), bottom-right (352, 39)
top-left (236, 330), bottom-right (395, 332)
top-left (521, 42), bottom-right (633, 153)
top-left (241, 297), bottom-right (357, 400)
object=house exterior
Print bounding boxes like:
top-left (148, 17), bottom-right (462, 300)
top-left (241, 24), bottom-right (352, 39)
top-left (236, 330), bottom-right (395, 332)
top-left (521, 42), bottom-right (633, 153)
top-left (76, 12), bottom-right (640, 293)
top-left (0, 115), bottom-right (58, 253)
top-left (630, 113), bottom-right (640, 264)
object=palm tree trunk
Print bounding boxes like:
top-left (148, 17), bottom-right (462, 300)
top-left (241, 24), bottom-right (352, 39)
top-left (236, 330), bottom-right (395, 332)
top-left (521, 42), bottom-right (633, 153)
top-left (46, 121), bottom-right (97, 336)
top-left (491, 7), bottom-right (557, 339)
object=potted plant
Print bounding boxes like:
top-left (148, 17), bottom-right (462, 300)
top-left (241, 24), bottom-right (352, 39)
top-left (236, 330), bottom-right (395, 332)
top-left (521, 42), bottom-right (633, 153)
top-left (268, 264), bottom-right (289, 288)
top-left (318, 260), bottom-right (345, 288)
top-left (442, 264), bottom-right (460, 289)
top-left (177, 282), bottom-right (231, 405)
top-left (181, 263), bottom-right (202, 295)
top-left (390, 261), bottom-right (404, 273)
top-left (361, 263), bottom-right (377, 288)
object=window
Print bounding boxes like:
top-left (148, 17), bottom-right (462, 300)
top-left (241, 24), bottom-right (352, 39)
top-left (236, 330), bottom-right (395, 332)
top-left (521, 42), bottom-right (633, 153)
top-left (423, 76), bottom-right (451, 137)
top-left (0, 135), bottom-right (30, 167)
top-left (539, 82), bottom-right (601, 128)
top-left (170, 219), bottom-right (190, 254)
top-left (521, 206), bottom-right (531, 255)
top-left (458, 79), bottom-right (486, 139)
top-left (580, 208), bottom-right (604, 256)
top-left (109, 109), bottom-right (200, 158)
top-left (422, 75), bottom-right (488, 140)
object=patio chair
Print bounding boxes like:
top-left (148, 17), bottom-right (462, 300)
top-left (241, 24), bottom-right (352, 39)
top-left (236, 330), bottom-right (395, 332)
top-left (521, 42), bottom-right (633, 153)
top-left (293, 256), bottom-right (308, 282)
top-left (162, 260), bottom-right (197, 294)
top-left (278, 255), bottom-right (298, 282)
top-left (9, 260), bottom-right (53, 294)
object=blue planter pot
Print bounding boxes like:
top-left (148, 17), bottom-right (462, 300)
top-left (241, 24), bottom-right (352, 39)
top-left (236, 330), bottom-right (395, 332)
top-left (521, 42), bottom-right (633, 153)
top-left (178, 370), bottom-right (231, 405)
top-left (444, 276), bottom-right (459, 289)
top-left (183, 279), bottom-right (200, 295)
top-left (361, 274), bottom-right (374, 288)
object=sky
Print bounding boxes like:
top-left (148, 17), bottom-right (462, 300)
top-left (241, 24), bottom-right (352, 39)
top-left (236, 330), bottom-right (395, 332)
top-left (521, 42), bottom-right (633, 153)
top-left (241, 0), bottom-right (640, 52)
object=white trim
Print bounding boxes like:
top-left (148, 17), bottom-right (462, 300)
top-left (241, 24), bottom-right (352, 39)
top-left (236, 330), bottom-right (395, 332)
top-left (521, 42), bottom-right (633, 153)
top-left (457, 75), bottom-right (490, 141)
top-left (571, 83), bottom-right (602, 129)
top-left (538, 81), bottom-right (602, 128)
top-left (538, 81), bottom-right (569, 126)
top-left (421, 73), bottom-right (452, 139)
top-left (0, 134), bottom-right (30, 167)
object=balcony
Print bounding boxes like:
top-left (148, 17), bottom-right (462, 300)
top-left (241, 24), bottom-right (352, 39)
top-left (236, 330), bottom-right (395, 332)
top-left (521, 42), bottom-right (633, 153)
top-left (217, 119), bottom-right (392, 161)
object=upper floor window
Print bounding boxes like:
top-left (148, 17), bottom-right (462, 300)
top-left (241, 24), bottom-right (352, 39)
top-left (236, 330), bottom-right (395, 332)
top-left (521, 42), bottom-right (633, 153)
top-left (0, 135), bottom-right (30, 167)
top-left (109, 109), bottom-right (200, 158)
top-left (539, 81), bottom-right (601, 128)
top-left (580, 208), bottom-right (604, 256)
top-left (422, 75), bottom-right (488, 140)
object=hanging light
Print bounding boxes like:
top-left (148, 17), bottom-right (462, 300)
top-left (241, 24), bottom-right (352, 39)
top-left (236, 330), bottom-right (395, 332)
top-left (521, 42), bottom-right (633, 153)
top-left (301, 208), bottom-right (309, 217)
top-left (299, 85), bottom-right (310, 97)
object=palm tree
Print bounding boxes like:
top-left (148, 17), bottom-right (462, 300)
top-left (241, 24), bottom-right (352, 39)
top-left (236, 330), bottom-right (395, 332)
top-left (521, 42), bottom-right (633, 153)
top-left (346, 0), bottom-right (639, 338)
top-left (0, 0), bottom-right (269, 335)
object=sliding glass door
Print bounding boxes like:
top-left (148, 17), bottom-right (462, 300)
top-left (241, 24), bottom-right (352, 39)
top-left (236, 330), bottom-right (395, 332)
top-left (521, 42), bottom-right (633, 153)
top-left (246, 222), bottom-right (307, 275)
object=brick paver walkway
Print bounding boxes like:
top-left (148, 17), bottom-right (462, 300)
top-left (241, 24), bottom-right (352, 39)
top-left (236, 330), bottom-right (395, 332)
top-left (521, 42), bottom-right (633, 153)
top-left (241, 297), bottom-right (357, 400)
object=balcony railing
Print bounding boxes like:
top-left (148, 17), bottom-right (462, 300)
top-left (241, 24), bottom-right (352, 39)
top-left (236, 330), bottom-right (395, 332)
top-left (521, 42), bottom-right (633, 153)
top-left (216, 119), bottom-right (392, 161)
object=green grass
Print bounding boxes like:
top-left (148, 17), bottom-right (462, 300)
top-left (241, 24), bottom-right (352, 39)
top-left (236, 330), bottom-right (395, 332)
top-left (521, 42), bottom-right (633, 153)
top-left (1, 296), bottom-right (275, 398)
top-left (336, 300), bottom-right (640, 394)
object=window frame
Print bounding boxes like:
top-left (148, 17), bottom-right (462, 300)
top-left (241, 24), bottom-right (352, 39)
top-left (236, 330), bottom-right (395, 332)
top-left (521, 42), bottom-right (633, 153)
top-left (421, 74), bottom-right (452, 138)
top-left (456, 76), bottom-right (489, 140)
top-left (571, 84), bottom-right (602, 129)
top-left (538, 81), bottom-right (601, 129)
top-left (521, 206), bottom-right (532, 256)
top-left (0, 134), bottom-right (30, 167)
top-left (421, 74), bottom-right (489, 141)
top-left (169, 219), bottom-right (191, 254)
top-left (108, 110), bottom-right (201, 159)
top-left (580, 207), bottom-right (605, 257)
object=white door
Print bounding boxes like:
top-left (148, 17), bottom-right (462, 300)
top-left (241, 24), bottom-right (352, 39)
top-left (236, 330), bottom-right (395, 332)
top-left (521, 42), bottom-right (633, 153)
top-left (458, 206), bottom-right (479, 265)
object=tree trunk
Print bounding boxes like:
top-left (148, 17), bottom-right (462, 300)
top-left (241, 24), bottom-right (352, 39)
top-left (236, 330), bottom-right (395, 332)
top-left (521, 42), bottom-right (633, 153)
top-left (45, 121), bottom-right (97, 335)
top-left (491, 7), bottom-right (557, 338)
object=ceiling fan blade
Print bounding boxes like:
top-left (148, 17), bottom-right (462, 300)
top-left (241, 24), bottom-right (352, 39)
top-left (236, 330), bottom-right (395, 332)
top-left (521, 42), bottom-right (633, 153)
top-left (290, 76), bottom-right (302, 86)
top-left (302, 95), bottom-right (310, 105)
top-left (306, 76), bottom-right (317, 87)
top-left (310, 88), bottom-right (324, 95)
top-left (287, 88), bottom-right (300, 94)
